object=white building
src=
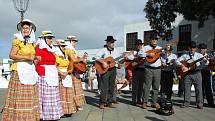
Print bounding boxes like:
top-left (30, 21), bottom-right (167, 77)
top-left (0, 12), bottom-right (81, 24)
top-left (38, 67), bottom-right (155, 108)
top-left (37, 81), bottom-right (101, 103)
top-left (124, 15), bottom-right (215, 52)
top-left (77, 46), bottom-right (125, 62)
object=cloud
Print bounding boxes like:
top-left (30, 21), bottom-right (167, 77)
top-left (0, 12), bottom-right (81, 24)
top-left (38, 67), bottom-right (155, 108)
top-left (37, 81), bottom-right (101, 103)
top-left (0, 0), bottom-right (147, 58)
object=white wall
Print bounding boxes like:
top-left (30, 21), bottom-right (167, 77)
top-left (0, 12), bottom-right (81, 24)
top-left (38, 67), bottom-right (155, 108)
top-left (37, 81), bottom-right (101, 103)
top-left (124, 15), bottom-right (215, 51)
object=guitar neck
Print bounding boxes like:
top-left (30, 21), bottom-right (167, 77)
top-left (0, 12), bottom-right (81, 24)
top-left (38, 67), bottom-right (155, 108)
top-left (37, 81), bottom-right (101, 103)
top-left (114, 55), bottom-right (124, 63)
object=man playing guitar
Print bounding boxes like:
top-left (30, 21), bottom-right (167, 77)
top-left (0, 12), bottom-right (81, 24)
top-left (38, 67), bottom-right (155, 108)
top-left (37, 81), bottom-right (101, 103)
top-left (142, 33), bottom-right (162, 110)
top-left (176, 41), bottom-right (204, 109)
top-left (198, 43), bottom-right (214, 107)
top-left (96, 36), bottom-right (122, 109)
top-left (125, 39), bottom-right (145, 106)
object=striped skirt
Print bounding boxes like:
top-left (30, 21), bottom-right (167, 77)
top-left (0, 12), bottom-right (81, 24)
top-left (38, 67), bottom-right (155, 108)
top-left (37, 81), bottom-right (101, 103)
top-left (72, 75), bottom-right (86, 106)
top-left (1, 71), bottom-right (40, 121)
top-left (59, 79), bottom-right (77, 114)
top-left (38, 76), bottom-right (63, 120)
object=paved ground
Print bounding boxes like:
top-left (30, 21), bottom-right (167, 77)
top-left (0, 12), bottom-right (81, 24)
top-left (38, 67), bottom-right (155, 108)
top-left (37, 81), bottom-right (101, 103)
top-left (0, 89), bottom-right (215, 121)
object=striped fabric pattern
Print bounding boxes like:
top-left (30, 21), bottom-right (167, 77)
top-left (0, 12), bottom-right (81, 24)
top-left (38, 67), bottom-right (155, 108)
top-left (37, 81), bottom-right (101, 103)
top-left (38, 76), bottom-right (63, 120)
top-left (59, 80), bottom-right (77, 114)
top-left (1, 71), bottom-right (40, 121)
top-left (72, 76), bottom-right (86, 106)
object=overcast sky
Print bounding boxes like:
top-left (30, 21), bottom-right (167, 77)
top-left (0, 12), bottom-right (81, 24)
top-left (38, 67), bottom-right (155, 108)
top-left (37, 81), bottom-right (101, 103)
top-left (0, 0), bottom-right (147, 59)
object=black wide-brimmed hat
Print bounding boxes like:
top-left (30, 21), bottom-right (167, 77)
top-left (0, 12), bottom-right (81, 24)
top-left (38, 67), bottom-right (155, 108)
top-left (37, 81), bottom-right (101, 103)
top-left (198, 43), bottom-right (207, 49)
top-left (150, 33), bottom-right (159, 40)
top-left (135, 39), bottom-right (144, 45)
top-left (104, 36), bottom-right (116, 42)
top-left (188, 41), bottom-right (197, 48)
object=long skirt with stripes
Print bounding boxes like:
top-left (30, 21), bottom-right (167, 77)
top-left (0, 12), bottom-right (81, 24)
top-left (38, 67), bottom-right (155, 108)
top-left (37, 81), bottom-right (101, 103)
top-left (59, 79), bottom-right (77, 114)
top-left (72, 75), bottom-right (86, 107)
top-left (1, 71), bottom-right (40, 121)
top-left (38, 76), bottom-right (63, 120)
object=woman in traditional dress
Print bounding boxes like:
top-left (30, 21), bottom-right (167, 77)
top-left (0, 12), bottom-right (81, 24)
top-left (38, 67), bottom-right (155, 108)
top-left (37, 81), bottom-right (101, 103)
top-left (53, 39), bottom-right (77, 117)
top-left (34, 31), bottom-right (63, 120)
top-left (1, 19), bottom-right (40, 121)
top-left (65, 35), bottom-right (86, 110)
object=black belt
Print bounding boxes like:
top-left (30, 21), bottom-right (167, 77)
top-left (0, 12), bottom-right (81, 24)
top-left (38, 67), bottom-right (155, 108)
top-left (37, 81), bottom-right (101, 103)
top-left (135, 68), bottom-right (145, 71)
top-left (145, 65), bottom-right (161, 69)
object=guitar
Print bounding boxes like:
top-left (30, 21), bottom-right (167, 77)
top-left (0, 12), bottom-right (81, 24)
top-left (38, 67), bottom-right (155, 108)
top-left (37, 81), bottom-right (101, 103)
top-left (209, 58), bottom-right (215, 71)
top-left (208, 51), bottom-right (215, 71)
top-left (161, 59), bottom-right (175, 69)
top-left (146, 49), bottom-right (162, 63)
top-left (146, 39), bottom-right (178, 63)
top-left (177, 53), bottom-right (214, 77)
top-left (68, 52), bottom-right (88, 74)
top-left (125, 56), bottom-right (145, 71)
top-left (73, 61), bottom-right (87, 74)
top-left (95, 54), bottom-right (127, 74)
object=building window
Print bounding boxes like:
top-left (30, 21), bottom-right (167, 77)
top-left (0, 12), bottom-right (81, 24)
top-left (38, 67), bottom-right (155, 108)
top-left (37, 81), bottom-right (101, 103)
top-left (177, 24), bottom-right (191, 51)
top-left (144, 30), bottom-right (158, 45)
top-left (213, 32), bottom-right (215, 50)
top-left (126, 32), bottom-right (137, 51)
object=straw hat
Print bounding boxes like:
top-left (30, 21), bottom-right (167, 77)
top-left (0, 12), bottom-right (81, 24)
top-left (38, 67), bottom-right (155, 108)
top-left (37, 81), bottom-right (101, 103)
top-left (17, 19), bottom-right (36, 32)
top-left (65, 35), bottom-right (78, 41)
top-left (40, 30), bottom-right (55, 38)
top-left (53, 39), bottom-right (67, 46)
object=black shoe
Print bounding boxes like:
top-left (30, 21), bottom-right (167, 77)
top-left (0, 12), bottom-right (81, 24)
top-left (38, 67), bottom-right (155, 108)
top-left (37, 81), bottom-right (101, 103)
top-left (180, 104), bottom-right (189, 108)
top-left (61, 114), bottom-right (72, 118)
top-left (197, 105), bottom-right (203, 109)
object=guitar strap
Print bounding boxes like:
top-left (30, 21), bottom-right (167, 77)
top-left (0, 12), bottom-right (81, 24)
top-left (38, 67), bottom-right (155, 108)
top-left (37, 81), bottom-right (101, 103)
top-left (189, 52), bottom-right (193, 59)
top-left (136, 50), bottom-right (139, 56)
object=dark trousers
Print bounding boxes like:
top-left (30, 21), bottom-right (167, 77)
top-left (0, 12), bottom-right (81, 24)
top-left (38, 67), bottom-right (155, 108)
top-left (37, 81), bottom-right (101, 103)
top-left (132, 68), bottom-right (144, 104)
top-left (160, 70), bottom-right (174, 100)
top-left (178, 77), bottom-right (184, 96)
top-left (201, 70), bottom-right (214, 106)
top-left (184, 71), bottom-right (203, 107)
top-left (100, 68), bottom-right (116, 104)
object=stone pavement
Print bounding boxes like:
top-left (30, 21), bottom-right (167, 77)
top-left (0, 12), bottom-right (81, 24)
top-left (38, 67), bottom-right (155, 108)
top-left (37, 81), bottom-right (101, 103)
top-left (0, 89), bottom-right (215, 121)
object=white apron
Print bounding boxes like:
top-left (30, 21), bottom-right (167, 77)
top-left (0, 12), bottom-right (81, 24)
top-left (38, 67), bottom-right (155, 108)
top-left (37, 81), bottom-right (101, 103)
top-left (17, 61), bottom-right (38, 85)
top-left (41, 65), bottom-right (59, 86)
top-left (59, 68), bottom-right (73, 87)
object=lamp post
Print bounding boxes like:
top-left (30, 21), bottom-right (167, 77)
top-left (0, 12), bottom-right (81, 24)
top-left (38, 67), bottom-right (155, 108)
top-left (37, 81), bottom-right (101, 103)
top-left (12, 0), bottom-right (30, 21)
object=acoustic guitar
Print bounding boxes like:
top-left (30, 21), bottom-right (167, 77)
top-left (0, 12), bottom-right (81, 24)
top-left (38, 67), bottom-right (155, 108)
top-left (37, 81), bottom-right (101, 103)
top-left (67, 52), bottom-right (88, 74)
top-left (95, 55), bottom-right (125, 74)
top-left (146, 39), bottom-right (178, 63)
top-left (125, 57), bottom-right (145, 71)
top-left (145, 49), bottom-right (162, 63)
top-left (208, 50), bottom-right (215, 71)
top-left (73, 61), bottom-right (87, 74)
top-left (176, 53), bottom-right (214, 77)
top-left (209, 58), bottom-right (215, 71)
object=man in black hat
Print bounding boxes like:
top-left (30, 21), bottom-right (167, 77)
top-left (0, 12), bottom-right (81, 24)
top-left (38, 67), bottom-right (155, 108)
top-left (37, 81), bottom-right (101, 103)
top-left (96, 36), bottom-right (121, 109)
top-left (125, 39), bottom-right (145, 106)
top-left (142, 34), bottom-right (162, 110)
top-left (177, 41), bottom-right (204, 109)
top-left (198, 43), bottom-right (214, 107)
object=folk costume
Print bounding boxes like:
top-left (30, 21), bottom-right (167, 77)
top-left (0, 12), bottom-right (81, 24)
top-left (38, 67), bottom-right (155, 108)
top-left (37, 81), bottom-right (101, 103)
top-left (35, 31), bottom-right (63, 120)
top-left (65, 35), bottom-right (86, 108)
top-left (54, 39), bottom-right (77, 115)
top-left (2, 19), bottom-right (39, 121)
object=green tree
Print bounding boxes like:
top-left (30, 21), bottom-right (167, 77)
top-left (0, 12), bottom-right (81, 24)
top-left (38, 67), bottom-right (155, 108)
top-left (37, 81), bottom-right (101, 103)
top-left (144, 0), bottom-right (215, 39)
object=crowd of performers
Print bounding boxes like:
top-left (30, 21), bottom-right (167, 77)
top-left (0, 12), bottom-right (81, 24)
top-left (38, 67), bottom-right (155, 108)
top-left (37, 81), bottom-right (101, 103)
top-left (92, 33), bottom-right (215, 110)
top-left (1, 19), bottom-right (86, 121)
top-left (1, 18), bottom-right (215, 121)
